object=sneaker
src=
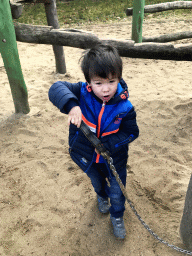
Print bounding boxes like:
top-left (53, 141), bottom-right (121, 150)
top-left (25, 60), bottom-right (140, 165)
top-left (110, 215), bottom-right (126, 239)
top-left (97, 195), bottom-right (110, 214)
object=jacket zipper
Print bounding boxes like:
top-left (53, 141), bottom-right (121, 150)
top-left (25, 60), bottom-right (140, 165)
top-left (96, 102), bottom-right (105, 163)
top-left (97, 102), bottom-right (106, 138)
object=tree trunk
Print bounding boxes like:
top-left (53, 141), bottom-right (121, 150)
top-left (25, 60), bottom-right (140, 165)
top-left (14, 23), bottom-right (192, 61)
top-left (126, 1), bottom-right (192, 16)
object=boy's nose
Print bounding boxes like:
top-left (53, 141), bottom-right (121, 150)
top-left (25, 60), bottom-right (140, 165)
top-left (103, 84), bottom-right (109, 92)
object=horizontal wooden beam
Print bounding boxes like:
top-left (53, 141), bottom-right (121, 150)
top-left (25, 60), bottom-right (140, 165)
top-left (126, 1), bottom-right (192, 16)
top-left (14, 23), bottom-right (102, 48)
top-left (17, 0), bottom-right (52, 4)
top-left (143, 31), bottom-right (192, 43)
top-left (14, 23), bottom-right (192, 61)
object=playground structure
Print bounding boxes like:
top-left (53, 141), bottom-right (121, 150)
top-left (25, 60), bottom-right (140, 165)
top-left (127, 1), bottom-right (192, 43)
top-left (0, 0), bottom-right (66, 114)
top-left (1, 0), bottom-right (192, 115)
top-left (11, 0), bottom-right (66, 74)
top-left (12, 1), bottom-right (192, 62)
top-left (1, 0), bottom-right (192, 253)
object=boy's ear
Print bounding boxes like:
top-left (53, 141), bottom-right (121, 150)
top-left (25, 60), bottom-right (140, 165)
top-left (86, 83), bottom-right (92, 92)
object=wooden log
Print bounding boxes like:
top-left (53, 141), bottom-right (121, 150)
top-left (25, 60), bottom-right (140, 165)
top-left (17, 0), bottom-right (51, 4)
top-left (14, 23), bottom-right (101, 48)
top-left (143, 31), bottom-right (192, 43)
top-left (126, 1), bottom-right (192, 16)
top-left (14, 23), bottom-right (192, 61)
top-left (44, 0), bottom-right (66, 74)
top-left (180, 174), bottom-right (192, 251)
top-left (10, 0), bottom-right (23, 19)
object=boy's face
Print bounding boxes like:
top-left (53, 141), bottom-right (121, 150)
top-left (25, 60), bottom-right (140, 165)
top-left (88, 75), bottom-right (119, 103)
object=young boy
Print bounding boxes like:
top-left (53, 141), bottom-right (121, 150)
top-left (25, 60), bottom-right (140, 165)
top-left (48, 44), bottom-right (139, 239)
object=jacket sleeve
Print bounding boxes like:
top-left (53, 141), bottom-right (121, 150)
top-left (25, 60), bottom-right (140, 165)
top-left (48, 81), bottom-right (82, 114)
top-left (100, 107), bottom-right (139, 154)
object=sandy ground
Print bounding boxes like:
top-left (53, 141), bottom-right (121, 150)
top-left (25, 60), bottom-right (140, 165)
top-left (0, 16), bottom-right (192, 256)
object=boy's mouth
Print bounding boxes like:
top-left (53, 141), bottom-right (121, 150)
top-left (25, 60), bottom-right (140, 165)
top-left (103, 95), bottom-right (110, 101)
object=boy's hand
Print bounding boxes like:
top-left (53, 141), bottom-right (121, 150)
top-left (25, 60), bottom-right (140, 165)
top-left (68, 106), bottom-right (82, 128)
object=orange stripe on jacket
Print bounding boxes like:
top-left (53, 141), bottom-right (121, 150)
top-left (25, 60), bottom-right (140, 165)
top-left (97, 104), bottom-right (105, 138)
top-left (102, 128), bottom-right (119, 137)
top-left (96, 129), bottom-right (119, 162)
top-left (96, 153), bottom-right (100, 163)
top-left (82, 114), bottom-right (96, 133)
top-left (96, 103), bottom-right (105, 163)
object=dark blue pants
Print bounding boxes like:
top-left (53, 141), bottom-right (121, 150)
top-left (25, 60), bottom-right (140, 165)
top-left (86, 163), bottom-right (127, 218)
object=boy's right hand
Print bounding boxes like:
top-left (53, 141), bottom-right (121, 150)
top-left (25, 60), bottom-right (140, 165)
top-left (68, 106), bottom-right (82, 128)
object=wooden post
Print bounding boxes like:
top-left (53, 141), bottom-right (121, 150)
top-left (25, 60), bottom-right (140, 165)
top-left (180, 174), bottom-right (192, 250)
top-left (10, 0), bottom-right (23, 19)
top-left (0, 0), bottom-right (30, 114)
top-left (132, 0), bottom-right (145, 43)
top-left (44, 0), bottom-right (66, 74)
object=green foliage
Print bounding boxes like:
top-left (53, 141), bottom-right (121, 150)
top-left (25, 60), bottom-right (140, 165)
top-left (17, 0), bottom-right (192, 26)
top-left (17, 4), bottom-right (46, 25)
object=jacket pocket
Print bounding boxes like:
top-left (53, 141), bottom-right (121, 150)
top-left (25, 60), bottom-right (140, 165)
top-left (69, 131), bottom-right (79, 151)
top-left (69, 150), bottom-right (92, 172)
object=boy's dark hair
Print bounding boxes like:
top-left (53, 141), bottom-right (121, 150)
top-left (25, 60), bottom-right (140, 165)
top-left (80, 44), bottom-right (122, 84)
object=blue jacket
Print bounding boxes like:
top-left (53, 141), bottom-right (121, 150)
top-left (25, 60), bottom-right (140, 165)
top-left (49, 79), bottom-right (139, 175)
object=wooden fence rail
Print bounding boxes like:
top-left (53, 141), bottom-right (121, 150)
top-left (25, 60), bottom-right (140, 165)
top-left (126, 1), bottom-right (192, 16)
top-left (14, 22), bottom-right (192, 61)
top-left (143, 31), bottom-right (192, 43)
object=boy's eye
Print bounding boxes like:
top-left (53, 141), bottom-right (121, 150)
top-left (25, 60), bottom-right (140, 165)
top-left (95, 82), bottom-right (102, 85)
top-left (109, 80), bottom-right (115, 83)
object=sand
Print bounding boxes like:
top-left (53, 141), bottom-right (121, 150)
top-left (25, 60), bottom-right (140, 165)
top-left (0, 16), bottom-right (192, 256)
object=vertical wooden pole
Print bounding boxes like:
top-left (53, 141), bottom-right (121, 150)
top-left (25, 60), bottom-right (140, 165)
top-left (180, 174), bottom-right (192, 251)
top-left (132, 0), bottom-right (145, 43)
top-left (0, 0), bottom-right (30, 114)
top-left (44, 0), bottom-right (66, 74)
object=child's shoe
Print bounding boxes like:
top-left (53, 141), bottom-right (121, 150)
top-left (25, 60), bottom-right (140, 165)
top-left (110, 215), bottom-right (126, 239)
top-left (97, 195), bottom-right (110, 214)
